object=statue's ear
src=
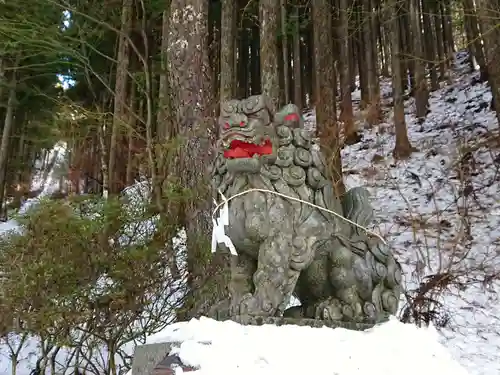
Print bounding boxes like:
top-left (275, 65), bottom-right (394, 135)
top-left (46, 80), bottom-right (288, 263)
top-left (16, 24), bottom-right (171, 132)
top-left (219, 99), bottom-right (240, 130)
top-left (274, 103), bottom-right (303, 128)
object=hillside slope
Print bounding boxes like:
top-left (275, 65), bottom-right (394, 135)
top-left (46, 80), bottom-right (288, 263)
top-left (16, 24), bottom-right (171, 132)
top-left (302, 51), bottom-right (499, 374)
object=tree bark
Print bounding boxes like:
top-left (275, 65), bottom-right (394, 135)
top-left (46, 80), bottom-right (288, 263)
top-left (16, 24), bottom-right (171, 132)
top-left (109, 0), bottom-right (132, 194)
top-left (312, 0), bottom-right (345, 196)
top-left (292, 4), bottom-right (302, 109)
top-left (167, 0), bottom-right (225, 319)
top-left (0, 67), bottom-right (18, 218)
top-left (410, 0), bottom-right (429, 118)
top-left (220, 0), bottom-right (236, 103)
top-left (157, 6), bottom-right (174, 140)
top-left (339, 0), bottom-right (359, 144)
top-left (477, 0), bottom-right (500, 125)
top-left (390, 0), bottom-right (415, 159)
top-left (280, 0), bottom-right (290, 104)
top-left (464, 0), bottom-right (488, 80)
top-left (364, 0), bottom-right (381, 125)
top-left (260, 0), bottom-right (281, 110)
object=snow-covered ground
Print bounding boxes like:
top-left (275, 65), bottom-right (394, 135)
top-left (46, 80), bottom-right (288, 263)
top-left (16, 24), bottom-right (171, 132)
top-left (126, 316), bottom-right (468, 375)
top-left (1, 52), bottom-right (499, 374)
top-left (305, 51), bottom-right (500, 374)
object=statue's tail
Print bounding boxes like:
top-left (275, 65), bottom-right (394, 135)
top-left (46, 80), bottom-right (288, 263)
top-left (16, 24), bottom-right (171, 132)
top-left (340, 187), bottom-right (375, 236)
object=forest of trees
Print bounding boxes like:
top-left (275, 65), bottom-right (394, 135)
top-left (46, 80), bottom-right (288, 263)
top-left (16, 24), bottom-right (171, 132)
top-left (0, 0), bottom-right (499, 373)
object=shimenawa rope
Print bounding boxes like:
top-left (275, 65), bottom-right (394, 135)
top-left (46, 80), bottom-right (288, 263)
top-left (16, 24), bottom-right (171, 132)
top-left (211, 188), bottom-right (387, 253)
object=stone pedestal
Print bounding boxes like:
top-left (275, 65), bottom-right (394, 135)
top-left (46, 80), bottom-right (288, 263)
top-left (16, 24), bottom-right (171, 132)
top-left (131, 342), bottom-right (195, 375)
top-left (226, 315), bottom-right (384, 331)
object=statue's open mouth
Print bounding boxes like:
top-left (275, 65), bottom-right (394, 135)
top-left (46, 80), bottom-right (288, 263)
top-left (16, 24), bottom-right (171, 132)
top-left (223, 138), bottom-right (273, 159)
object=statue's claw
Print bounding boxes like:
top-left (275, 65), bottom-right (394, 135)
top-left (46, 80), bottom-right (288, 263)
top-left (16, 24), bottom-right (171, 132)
top-left (314, 298), bottom-right (343, 321)
top-left (314, 297), bottom-right (366, 322)
top-left (236, 293), bottom-right (274, 316)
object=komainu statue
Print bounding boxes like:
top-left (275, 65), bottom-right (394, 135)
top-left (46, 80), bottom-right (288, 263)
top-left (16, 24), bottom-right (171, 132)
top-left (210, 94), bottom-right (402, 325)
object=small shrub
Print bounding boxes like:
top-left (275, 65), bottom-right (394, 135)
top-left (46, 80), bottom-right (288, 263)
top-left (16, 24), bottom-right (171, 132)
top-left (0, 194), bottom-right (185, 374)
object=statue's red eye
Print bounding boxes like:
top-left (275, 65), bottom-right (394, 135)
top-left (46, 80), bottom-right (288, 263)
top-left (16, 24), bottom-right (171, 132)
top-left (224, 122), bottom-right (230, 129)
top-left (240, 121), bottom-right (245, 127)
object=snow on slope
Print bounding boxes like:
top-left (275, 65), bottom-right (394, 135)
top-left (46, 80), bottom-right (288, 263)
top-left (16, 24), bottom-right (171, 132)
top-left (0, 142), bottom-right (67, 235)
top-left (127, 317), bottom-right (468, 375)
top-left (303, 51), bottom-right (500, 374)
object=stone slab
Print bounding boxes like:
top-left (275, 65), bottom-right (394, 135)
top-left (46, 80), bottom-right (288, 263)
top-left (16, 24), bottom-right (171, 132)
top-left (131, 343), bottom-right (172, 375)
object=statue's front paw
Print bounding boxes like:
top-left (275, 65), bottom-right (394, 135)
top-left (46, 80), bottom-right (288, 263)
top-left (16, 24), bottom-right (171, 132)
top-left (315, 298), bottom-right (343, 321)
top-left (238, 293), bottom-right (274, 316)
top-left (315, 298), bottom-right (368, 322)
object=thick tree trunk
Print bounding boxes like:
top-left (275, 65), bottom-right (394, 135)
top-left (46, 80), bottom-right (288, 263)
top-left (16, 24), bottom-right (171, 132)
top-left (312, 0), bottom-right (345, 196)
top-left (364, 0), bottom-right (381, 125)
top-left (463, 0), bottom-right (488, 80)
top-left (168, 0), bottom-right (227, 319)
top-left (250, 24), bottom-right (261, 95)
top-left (280, 0), bottom-right (290, 104)
top-left (432, 2), bottom-right (446, 78)
top-left (339, 0), bottom-right (359, 144)
top-left (477, 0), bottom-right (500, 125)
top-left (0, 70), bottom-right (18, 219)
top-left (157, 6), bottom-right (174, 140)
top-left (390, 0), bottom-right (415, 159)
top-left (410, 0), bottom-right (429, 118)
top-left (292, 4), bottom-right (303, 109)
top-left (108, 0), bottom-right (132, 194)
top-left (422, 0), bottom-right (439, 90)
top-left (260, 0), bottom-right (281, 110)
top-left (125, 81), bottom-right (136, 187)
top-left (220, 0), bottom-right (236, 102)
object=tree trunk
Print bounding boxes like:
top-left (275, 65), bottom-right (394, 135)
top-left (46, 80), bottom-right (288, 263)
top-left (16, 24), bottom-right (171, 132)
top-left (410, 0), bottom-right (429, 118)
top-left (0, 69), bottom-right (18, 218)
top-left (280, 0), bottom-right (290, 104)
top-left (292, 4), bottom-right (303, 109)
top-left (250, 23), bottom-right (261, 95)
top-left (356, 7), bottom-right (368, 107)
top-left (422, 0), bottom-right (439, 90)
top-left (312, 0), bottom-right (345, 196)
top-left (432, 1), bottom-right (446, 78)
top-left (220, 0), bottom-right (236, 102)
top-left (339, 0), bottom-right (359, 144)
top-left (0, 56), bottom-right (4, 103)
top-left (126, 81), bottom-right (136, 186)
top-left (157, 6), bottom-right (174, 140)
top-left (303, 17), bottom-right (314, 106)
top-left (442, 1), bottom-right (455, 54)
top-left (391, 0), bottom-right (415, 159)
top-left (109, 0), bottom-right (132, 194)
top-left (364, 0), bottom-right (381, 125)
top-left (167, 0), bottom-right (225, 319)
top-left (477, 0), bottom-right (500, 125)
top-left (463, 0), bottom-right (488, 80)
top-left (260, 0), bottom-right (281, 110)
top-left (238, 14), bottom-right (250, 98)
